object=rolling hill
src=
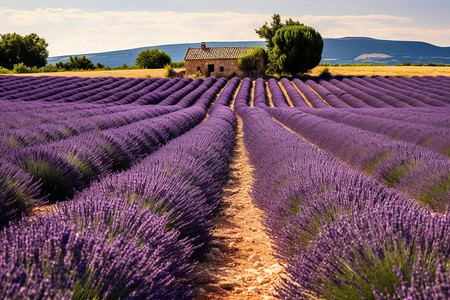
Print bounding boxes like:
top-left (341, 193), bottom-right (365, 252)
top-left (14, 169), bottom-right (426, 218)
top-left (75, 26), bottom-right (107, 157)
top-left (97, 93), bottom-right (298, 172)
top-left (47, 37), bottom-right (450, 67)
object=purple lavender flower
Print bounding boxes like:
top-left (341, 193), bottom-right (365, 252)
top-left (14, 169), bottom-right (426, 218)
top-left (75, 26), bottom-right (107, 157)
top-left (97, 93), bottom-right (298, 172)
top-left (5, 146), bottom-right (83, 202)
top-left (279, 205), bottom-right (449, 299)
top-left (0, 160), bottom-right (46, 228)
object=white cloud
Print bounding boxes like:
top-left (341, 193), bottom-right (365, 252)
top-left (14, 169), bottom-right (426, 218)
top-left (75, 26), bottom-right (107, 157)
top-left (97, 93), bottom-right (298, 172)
top-left (0, 8), bottom-right (270, 56)
top-left (0, 8), bottom-right (449, 56)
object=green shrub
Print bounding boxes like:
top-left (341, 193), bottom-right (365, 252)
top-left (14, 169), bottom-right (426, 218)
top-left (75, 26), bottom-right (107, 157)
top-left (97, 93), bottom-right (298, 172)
top-left (170, 61), bottom-right (186, 68)
top-left (0, 67), bottom-right (12, 74)
top-left (319, 67), bottom-right (332, 78)
top-left (164, 64), bottom-right (177, 78)
top-left (13, 63), bottom-right (37, 73)
top-left (227, 71), bottom-right (237, 79)
top-left (68, 56), bottom-right (95, 70)
top-left (238, 46), bottom-right (266, 75)
top-left (41, 64), bottom-right (63, 72)
top-left (188, 72), bottom-right (202, 79)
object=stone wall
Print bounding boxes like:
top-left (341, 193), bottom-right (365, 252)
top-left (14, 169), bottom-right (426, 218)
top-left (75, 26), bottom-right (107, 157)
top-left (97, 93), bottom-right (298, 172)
top-left (186, 57), bottom-right (266, 77)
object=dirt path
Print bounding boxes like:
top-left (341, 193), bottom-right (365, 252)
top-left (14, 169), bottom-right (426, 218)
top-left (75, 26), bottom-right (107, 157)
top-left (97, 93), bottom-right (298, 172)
top-left (193, 116), bottom-right (283, 299)
top-left (277, 81), bottom-right (294, 107)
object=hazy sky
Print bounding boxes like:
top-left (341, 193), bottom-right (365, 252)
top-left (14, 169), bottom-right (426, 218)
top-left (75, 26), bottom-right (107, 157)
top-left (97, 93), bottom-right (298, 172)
top-left (1, 0), bottom-right (449, 56)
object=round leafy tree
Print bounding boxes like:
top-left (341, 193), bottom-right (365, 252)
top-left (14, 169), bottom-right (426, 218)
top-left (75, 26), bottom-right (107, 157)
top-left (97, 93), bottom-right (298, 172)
top-left (0, 33), bottom-right (48, 70)
top-left (272, 25), bottom-right (323, 75)
top-left (136, 48), bottom-right (171, 69)
top-left (255, 14), bottom-right (303, 73)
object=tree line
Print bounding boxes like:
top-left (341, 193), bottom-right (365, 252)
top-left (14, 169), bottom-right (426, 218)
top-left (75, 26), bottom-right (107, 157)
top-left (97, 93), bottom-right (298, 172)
top-left (0, 32), bottom-right (174, 73)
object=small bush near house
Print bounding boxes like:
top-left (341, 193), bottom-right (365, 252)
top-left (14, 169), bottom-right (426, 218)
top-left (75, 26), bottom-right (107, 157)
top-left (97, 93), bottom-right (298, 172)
top-left (238, 47), bottom-right (266, 76)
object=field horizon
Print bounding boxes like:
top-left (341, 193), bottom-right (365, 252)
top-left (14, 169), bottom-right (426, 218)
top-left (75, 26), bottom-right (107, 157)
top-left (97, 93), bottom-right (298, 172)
top-left (11, 65), bottom-right (450, 79)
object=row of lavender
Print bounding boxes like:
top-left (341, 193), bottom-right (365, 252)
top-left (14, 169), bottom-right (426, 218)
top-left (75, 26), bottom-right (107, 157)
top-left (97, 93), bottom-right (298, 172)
top-left (0, 75), bottom-right (221, 106)
top-left (0, 76), bottom-right (228, 154)
top-left (235, 82), bottom-right (449, 299)
top-left (268, 107), bottom-right (450, 213)
top-left (295, 107), bottom-right (450, 156)
top-left (0, 106), bottom-right (237, 298)
top-left (254, 76), bottom-right (449, 298)
top-left (0, 77), bottom-right (241, 297)
top-left (3, 74), bottom-right (450, 109)
top-left (0, 106), bottom-right (205, 225)
top-left (254, 75), bottom-right (450, 108)
top-left (0, 76), bottom-right (231, 227)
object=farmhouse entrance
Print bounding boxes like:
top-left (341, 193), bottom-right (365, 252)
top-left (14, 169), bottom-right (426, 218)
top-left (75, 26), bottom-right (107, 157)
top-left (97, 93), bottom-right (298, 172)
top-left (208, 64), bottom-right (214, 76)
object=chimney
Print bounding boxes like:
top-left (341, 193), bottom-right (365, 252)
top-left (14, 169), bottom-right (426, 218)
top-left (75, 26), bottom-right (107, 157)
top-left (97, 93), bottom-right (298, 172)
top-left (201, 42), bottom-right (206, 50)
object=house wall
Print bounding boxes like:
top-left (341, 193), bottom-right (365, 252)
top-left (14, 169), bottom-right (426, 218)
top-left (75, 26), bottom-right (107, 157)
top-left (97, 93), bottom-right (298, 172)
top-left (185, 58), bottom-right (266, 77)
top-left (185, 59), bottom-right (239, 77)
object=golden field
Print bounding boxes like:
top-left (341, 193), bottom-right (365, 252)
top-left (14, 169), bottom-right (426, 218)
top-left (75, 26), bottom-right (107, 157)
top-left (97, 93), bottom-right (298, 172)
top-left (308, 66), bottom-right (450, 77)
top-left (11, 68), bottom-right (184, 78)
top-left (9, 66), bottom-right (450, 78)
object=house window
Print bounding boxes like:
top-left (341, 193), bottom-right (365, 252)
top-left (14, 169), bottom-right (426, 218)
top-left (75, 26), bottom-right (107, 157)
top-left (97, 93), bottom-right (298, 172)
top-left (197, 66), bottom-right (201, 71)
top-left (220, 66), bottom-right (224, 72)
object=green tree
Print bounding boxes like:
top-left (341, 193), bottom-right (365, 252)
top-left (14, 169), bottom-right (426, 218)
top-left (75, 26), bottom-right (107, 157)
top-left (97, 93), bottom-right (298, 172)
top-left (272, 25), bottom-right (323, 75)
top-left (55, 62), bottom-right (65, 70)
top-left (55, 56), bottom-right (95, 71)
top-left (68, 56), bottom-right (95, 70)
top-left (238, 47), bottom-right (266, 76)
top-left (0, 33), bottom-right (48, 70)
top-left (255, 14), bottom-right (303, 72)
top-left (135, 48), bottom-right (171, 69)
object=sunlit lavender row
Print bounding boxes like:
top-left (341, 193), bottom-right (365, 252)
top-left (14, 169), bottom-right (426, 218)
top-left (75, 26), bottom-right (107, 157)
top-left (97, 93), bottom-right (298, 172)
top-left (234, 103), bottom-right (449, 298)
top-left (0, 73), bottom-right (239, 297)
top-left (2, 74), bottom-right (450, 108)
top-left (268, 107), bottom-right (450, 212)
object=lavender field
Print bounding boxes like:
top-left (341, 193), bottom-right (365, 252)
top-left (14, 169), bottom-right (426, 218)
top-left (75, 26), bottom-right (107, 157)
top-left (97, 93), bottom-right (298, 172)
top-left (0, 74), bottom-right (449, 299)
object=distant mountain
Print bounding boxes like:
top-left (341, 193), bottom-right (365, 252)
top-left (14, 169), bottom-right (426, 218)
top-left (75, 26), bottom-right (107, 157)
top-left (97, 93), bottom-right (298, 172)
top-left (48, 38), bottom-right (450, 67)
top-left (321, 37), bottom-right (450, 65)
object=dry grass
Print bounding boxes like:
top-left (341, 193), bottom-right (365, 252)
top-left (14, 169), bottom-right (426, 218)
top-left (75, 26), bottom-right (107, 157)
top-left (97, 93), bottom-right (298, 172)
top-left (308, 66), bottom-right (450, 77)
top-left (9, 66), bottom-right (450, 79)
top-left (10, 68), bottom-right (185, 78)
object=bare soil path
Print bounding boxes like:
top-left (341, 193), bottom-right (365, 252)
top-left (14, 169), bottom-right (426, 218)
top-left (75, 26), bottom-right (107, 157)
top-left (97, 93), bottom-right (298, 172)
top-left (193, 116), bottom-right (283, 299)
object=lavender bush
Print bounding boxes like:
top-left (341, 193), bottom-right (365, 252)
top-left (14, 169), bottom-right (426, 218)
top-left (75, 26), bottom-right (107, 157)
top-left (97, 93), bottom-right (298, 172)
top-left (268, 107), bottom-right (450, 212)
top-left (280, 205), bottom-right (449, 299)
top-left (0, 160), bottom-right (45, 228)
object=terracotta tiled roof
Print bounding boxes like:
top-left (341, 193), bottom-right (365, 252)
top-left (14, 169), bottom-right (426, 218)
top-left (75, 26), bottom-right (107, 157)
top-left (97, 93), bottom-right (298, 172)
top-left (184, 46), bottom-right (254, 60)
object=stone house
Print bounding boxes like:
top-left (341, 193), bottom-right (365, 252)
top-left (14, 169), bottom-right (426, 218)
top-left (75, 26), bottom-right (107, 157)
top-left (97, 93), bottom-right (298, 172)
top-left (184, 42), bottom-right (266, 77)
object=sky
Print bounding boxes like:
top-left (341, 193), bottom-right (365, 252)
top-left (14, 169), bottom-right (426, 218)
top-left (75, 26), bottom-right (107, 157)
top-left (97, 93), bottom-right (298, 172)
top-left (1, 0), bottom-right (450, 57)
